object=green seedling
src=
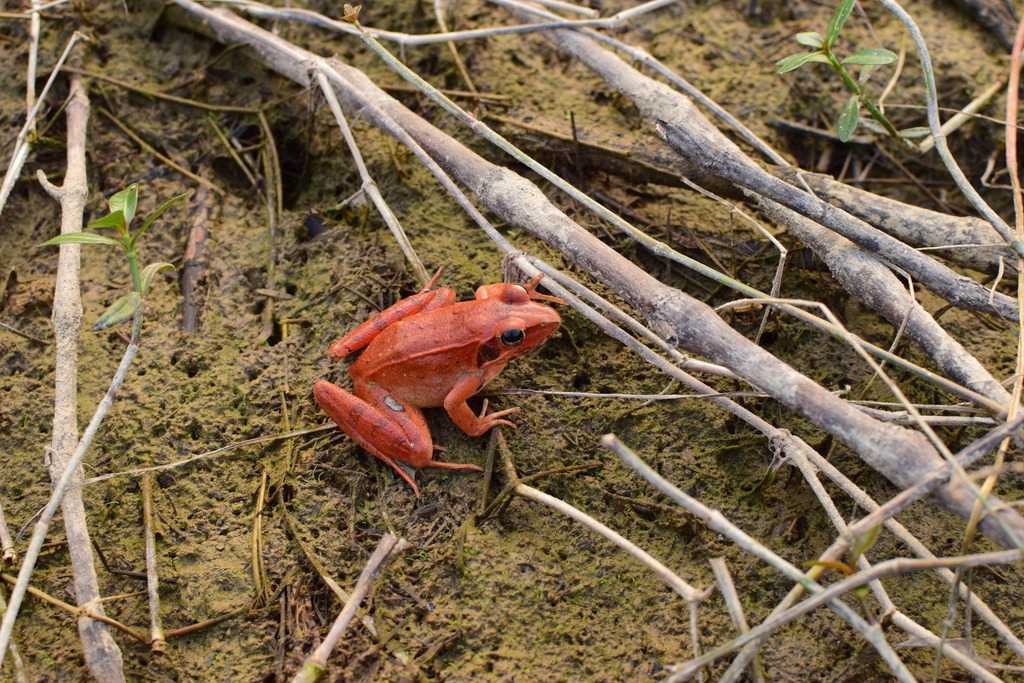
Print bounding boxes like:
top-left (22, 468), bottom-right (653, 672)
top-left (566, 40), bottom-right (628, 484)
top-left (805, 524), bottom-right (881, 618)
top-left (776, 0), bottom-right (901, 142)
top-left (41, 184), bottom-right (192, 330)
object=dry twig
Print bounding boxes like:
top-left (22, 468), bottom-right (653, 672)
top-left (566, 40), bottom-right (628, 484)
top-left (291, 533), bottom-right (408, 683)
top-left (23, 75), bottom-right (126, 681)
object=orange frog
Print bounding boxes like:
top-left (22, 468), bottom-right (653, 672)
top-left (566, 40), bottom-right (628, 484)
top-left (313, 269), bottom-right (562, 496)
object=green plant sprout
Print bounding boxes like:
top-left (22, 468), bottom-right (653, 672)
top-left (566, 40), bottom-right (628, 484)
top-left (776, 0), bottom-right (902, 142)
top-left (805, 524), bottom-right (881, 618)
top-left (41, 184), bottom-right (192, 330)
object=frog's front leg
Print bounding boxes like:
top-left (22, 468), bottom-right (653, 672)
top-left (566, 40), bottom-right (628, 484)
top-left (328, 269), bottom-right (454, 360)
top-left (443, 373), bottom-right (521, 437)
top-left (313, 379), bottom-right (482, 496)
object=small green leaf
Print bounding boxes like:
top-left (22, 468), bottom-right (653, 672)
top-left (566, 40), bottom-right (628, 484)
top-left (836, 95), bottom-right (861, 142)
top-left (857, 64), bottom-right (881, 85)
top-left (139, 262), bottom-right (175, 295)
top-left (87, 210), bottom-right (127, 232)
top-left (130, 189), bottom-right (193, 249)
top-left (825, 0), bottom-right (856, 48)
top-left (40, 232), bottom-right (124, 248)
top-left (92, 292), bottom-right (142, 331)
top-left (897, 127), bottom-right (931, 139)
top-left (848, 524), bottom-right (881, 564)
top-left (108, 184), bottom-right (139, 227)
top-left (776, 51), bottom-right (830, 74)
top-left (795, 32), bottom-right (824, 48)
top-left (842, 48), bottom-right (898, 66)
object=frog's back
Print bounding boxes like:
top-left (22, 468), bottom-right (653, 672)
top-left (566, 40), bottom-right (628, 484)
top-left (350, 301), bottom-right (491, 407)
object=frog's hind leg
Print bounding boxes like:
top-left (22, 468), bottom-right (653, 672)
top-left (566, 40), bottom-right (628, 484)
top-left (313, 380), bottom-right (480, 496)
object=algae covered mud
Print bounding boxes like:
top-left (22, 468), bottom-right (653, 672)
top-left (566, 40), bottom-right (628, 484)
top-left (1, 0), bottom-right (1023, 680)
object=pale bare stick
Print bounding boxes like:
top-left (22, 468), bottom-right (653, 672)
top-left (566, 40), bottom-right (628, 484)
top-left (0, 31), bottom-right (86, 215)
top-left (600, 435), bottom-right (915, 683)
top-left (658, 120), bottom-right (1020, 321)
top-left (515, 484), bottom-right (709, 604)
top-left (291, 533), bottom-right (408, 683)
top-left (0, 592), bottom-right (27, 683)
top-left (758, 195), bottom-right (1012, 411)
top-left (852, 408), bottom-right (994, 427)
top-left (27, 0), bottom-right (41, 114)
top-left (770, 168), bottom-right (1015, 277)
top-left (708, 558), bottom-right (764, 683)
top-left (142, 473), bottom-right (165, 653)
top-left (28, 75), bottom-right (126, 681)
top-left (314, 69), bottom-right (429, 285)
top-left (213, 0), bottom-right (664, 47)
top-left (515, 0), bottom-right (597, 17)
top-left (0, 501), bottom-right (14, 565)
top-left (498, 390), bottom-right (997, 425)
top-left (23, 0), bottom-right (71, 13)
top-left (2, 270), bottom-right (142, 664)
top-left (498, 389), bottom-right (768, 400)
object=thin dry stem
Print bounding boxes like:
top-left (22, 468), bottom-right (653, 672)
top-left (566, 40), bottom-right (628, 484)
top-left (292, 533), bottom-right (408, 683)
top-left (314, 68), bottom-right (428, 284)
top-left (0, 31), bottom-right (86, 215)
top-left (142, 474), bottom-right (165, 652)
top-left (919, 80), bottom-right (1003, 153)
top-left (708, 557), bottom-right (764, 683)
top-left (251, 468), bottom-right (270, 606)
top-left (715, 549), bottom-right (1020, 683)
top-left (0, 502), bottom-right (15, 566)
top-left (217, 0), bottom-right (656, 47)
top-left (0, 591), bottom-right (26, 683)
top-left (515, 484), bottom-right (709, 604)
top-left (97, 107), bottom-right (226, 196)
top-left (0, 574), bottom-right (149, 645)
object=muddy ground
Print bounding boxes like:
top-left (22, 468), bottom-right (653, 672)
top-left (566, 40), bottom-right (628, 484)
top-left (2, 0), bottom-right (1024, 680)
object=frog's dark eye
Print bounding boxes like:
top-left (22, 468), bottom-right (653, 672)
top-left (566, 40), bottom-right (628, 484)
top-left (499, 328), bottom-right (525, 346)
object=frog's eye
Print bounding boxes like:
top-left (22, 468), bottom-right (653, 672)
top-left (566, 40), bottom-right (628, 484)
top-left (499, 328), bottom-right (525, 346)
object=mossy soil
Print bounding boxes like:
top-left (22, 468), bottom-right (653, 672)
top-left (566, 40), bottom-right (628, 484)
top-left (1, 0), bottom-right (1023, 681)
